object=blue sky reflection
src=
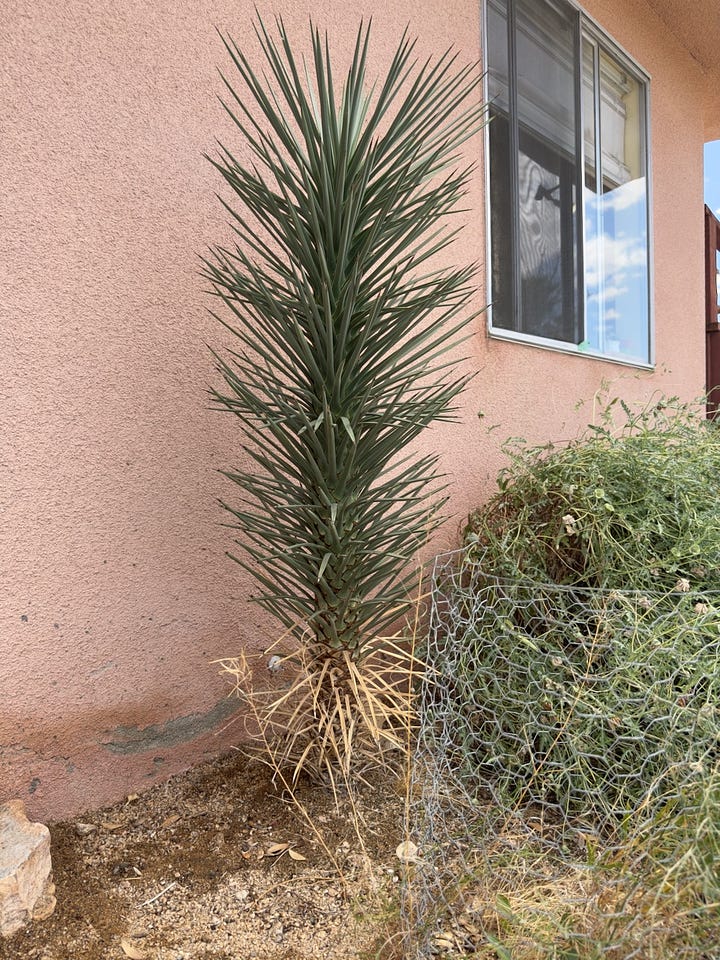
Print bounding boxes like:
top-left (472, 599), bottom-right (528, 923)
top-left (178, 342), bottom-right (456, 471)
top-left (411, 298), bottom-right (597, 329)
top-left (584, 176), bottom-right (649, 363)
top-left (705, 140), bottom-right (720, 215)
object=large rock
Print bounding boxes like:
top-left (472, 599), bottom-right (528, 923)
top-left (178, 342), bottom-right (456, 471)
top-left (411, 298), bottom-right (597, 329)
top-left (0, 800), bottom-right (56, 938)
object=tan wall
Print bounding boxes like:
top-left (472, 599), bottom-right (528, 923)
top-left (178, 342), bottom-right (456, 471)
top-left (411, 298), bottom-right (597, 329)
top-left (0, 0), bottom-right (709, 819)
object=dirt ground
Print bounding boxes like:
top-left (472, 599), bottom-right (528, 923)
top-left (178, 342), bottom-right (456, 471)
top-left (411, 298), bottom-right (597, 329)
top-left (2, 752), bottom-right (406, 960)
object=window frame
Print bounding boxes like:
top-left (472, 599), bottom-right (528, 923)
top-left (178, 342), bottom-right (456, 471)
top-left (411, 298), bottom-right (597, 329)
top-left (482, 0), bottom-right (655, 368)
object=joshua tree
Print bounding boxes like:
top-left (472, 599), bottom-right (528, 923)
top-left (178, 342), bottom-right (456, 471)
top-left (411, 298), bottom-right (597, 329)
top-left (205, 18), bottom-right (483, 779)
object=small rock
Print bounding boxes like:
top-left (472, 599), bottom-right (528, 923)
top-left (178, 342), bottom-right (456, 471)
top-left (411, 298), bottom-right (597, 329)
top-left (74, 822), bottom-right (97, 837)
top-left (0, 800), bottom-right (56, 938)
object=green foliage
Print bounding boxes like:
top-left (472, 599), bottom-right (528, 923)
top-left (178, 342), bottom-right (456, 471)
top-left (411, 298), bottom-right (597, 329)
top-left (204, 18), bottom-right (483, 658)
top-left (414, 400), bottom-right (720, 958)
top-left (440, 573), bottom-right (720, 821)
top-left (448, 397), bottom-right (720, 821)
top-left (466, 396), bottom-right (720, 593)
top-left (408, 401), bottom-right (720, 960)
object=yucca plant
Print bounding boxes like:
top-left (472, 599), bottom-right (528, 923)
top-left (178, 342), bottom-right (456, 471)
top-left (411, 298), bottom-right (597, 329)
top-left (205, 18), bottom-right (483, 779)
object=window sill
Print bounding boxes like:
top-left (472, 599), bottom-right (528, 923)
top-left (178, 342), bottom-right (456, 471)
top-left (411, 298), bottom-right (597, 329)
top-left (487, 326), bottom-right (654, 371)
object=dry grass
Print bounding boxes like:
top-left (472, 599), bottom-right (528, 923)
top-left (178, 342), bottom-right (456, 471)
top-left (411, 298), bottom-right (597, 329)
top-left (463, 845), bottom-right (720, 960)
top-left (212, 627), bottom-right (426, 960)
top-left (407, 778), bottom-right (720, 960)
top-left (216, 632), bottom-right (422, 796)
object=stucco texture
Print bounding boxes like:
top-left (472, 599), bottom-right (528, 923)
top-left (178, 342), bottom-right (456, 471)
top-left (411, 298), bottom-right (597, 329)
top-left (0, 0), bottom-right (712, 818)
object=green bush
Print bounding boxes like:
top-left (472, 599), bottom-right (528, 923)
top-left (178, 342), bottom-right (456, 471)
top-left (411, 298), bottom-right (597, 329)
top-left (466, 397), bottom-right (720, 593)
top-left (438, 573), bottom-right (720, 821)
top-left (444, 398), bottom-right (720, 822)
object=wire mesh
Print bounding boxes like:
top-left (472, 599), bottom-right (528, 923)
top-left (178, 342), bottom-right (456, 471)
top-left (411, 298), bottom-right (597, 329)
top-left (403, 549), bottom-right (720, 959)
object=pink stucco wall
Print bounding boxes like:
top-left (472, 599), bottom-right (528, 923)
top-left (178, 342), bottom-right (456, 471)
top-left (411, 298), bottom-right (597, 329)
top-left (1, 0), bottom-right (713, 819)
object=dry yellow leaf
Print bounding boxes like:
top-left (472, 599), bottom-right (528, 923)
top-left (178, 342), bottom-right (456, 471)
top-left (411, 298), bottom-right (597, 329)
top-left (433, 935), bottom-right (455, 952)
top-left (288, 848), bottom-right (307, 861)
top-left (102, 820), bottom-right (124, 832)
top-left (160, 814), bottom-right (180, 829)
top-left (120, 937), bottom-right (147, 959)
top-left (266, 841), bottom-right (290, 856)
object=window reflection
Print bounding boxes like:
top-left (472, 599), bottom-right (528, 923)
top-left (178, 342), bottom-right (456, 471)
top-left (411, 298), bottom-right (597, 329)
top-left (583, 47), bottom-right (649, 363)
top-left (487, 0), bottom-right (651, 364)
top-left (515, 0), bottom-right (580, 343)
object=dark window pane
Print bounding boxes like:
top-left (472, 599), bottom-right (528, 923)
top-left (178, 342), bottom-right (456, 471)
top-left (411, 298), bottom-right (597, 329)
top-left (487, 0), bottom-right (514, 331)
top-left (486, 0), bottom-right (649, 361)
top-left (489, 109), bottom-right (514, 330)
top-left (516, 0), bottom-right (580, 343)
top-left (518, 130), bottom-right (579, 341)
top-left (487, 0), bottom-right (509, 110)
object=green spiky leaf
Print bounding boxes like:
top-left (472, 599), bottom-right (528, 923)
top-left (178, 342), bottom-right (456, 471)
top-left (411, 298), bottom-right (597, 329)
top-left (206, 17), bottom-right (485, 657)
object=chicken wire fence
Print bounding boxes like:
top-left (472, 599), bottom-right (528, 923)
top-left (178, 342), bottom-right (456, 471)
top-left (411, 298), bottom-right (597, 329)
top-left (402, 550), bottom-right (720, 959)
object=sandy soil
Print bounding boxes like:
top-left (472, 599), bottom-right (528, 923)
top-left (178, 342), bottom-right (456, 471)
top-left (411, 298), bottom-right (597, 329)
top-left (2, 752), bottom-right (406, 960)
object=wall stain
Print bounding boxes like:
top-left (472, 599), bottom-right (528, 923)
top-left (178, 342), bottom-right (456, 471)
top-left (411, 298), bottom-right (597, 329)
top-left (101, 697), bottom-right (240, 755)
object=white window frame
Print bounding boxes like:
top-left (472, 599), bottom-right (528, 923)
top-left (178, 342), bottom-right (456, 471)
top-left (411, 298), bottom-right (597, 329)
top-left (483, 0), bottom-right (654, 368)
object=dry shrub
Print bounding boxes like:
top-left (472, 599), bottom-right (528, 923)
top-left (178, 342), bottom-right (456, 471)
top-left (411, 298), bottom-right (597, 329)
top-left (217, 633), bottom-right (421, 795)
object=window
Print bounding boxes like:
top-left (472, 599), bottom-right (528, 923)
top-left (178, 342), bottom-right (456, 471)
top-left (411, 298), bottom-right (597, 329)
top-left (485, 0), bottom-right (652, 365)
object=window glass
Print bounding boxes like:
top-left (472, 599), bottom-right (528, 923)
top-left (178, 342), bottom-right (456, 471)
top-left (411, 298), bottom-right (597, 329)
top-left (487, 0), bottom-right (651, 365)
top-left (487, 0), bottom-right (509, 110)
top-left (487, 0), bottom-right (514, 330)
top-left (597, 51), bottom-right (649, 362)
top-left (516, 0), bottom-right (580, 342)
top-left (582, 37), bottom-right (601, 351)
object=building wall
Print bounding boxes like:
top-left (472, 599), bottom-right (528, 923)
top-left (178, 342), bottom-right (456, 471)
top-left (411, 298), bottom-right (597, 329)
top-left (0, 0), bottom-right (709, 819)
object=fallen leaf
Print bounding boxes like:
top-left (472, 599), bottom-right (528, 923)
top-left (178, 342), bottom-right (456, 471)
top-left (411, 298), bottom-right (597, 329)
top-left (126, 793), bottom-right (139, 802)
top-left (160, 814), bottom-right (180, 829)
top-left (120, 937), bottom-right (147, 959)
top-left (266, 841), bottom-right (290, 856)
top-left (433, 934), bottom-right (455, 952)
top-left (395, 840), bottom-right (419, 862)
top-left (288, 848), bottom-right (307, 861)
top-left (102, 820), bottom-right (124, 831)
